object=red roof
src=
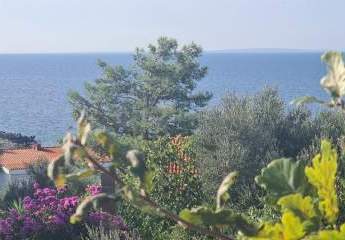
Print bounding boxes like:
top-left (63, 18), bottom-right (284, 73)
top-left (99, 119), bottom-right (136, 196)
top-left (0, 147), bottom-right (63, 171)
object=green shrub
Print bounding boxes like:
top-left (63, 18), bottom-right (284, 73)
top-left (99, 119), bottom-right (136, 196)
top-left (118, 136), bottom-right (206, 239)
top-left (196, 88), bottom-right (286, 206)
top-left (196, 88), bottom-right (345, 211)
top-left (81, 225), bottom-right (140, 240)
top-left (27, 160), bottom-right (55, 187)
top-left (2, 180), bottom-right (34, 208)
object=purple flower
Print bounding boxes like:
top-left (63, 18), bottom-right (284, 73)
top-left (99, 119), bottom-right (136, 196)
top-left (50, 214), bottom-right (66, 225)
top-left (0, 219), bottom-right (11, 236)
top-left (33, 182), bottom-right (40, 190)
top-left (85, 184), bottom-right (102, 196)
top-left (0, 183), bottom-right (128, 239)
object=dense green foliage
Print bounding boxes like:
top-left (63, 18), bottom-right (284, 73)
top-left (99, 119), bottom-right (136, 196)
top-left (118, 136), bottom-right (206, 239)
top-left (69, 37), bottom-right (212, 139)
top-left (45, 50), bottom-right (345, 240)
top-left (196, 88), bottom-right (345, 209)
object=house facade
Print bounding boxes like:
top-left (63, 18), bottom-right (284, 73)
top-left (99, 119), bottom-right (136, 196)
top-left (0, 144), bottom-right (62, 190)
top-left (0, 144), bottom-right (113, 192)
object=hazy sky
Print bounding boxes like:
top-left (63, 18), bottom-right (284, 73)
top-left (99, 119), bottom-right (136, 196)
top-left (0, 0), bottom-right (344, 53)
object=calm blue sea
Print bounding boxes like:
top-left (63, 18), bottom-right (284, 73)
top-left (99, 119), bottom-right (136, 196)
top-left (0, 52), bottom-right (329, 145)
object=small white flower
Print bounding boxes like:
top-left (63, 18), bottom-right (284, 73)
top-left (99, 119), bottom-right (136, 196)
top-left (320, 52), bottom-right (345, 98)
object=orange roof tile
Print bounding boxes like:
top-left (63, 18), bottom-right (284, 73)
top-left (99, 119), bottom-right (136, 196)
top-left (0, 145), bottom-right (113, 171)
top-left (0, 147), bottom-right (63, 171)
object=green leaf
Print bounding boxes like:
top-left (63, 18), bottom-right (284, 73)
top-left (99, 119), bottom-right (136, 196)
top-left (47, 156), bottom-right (66, 188)
top-left (126, 150), bottom-right (146, 181)
top-left (305, 140), bottom-right (339, 224)
top-left (277, 193), bottom-right (317, 220)
top-left (179, 207), bottom-right (204, 225)
top-left (62, 132), bottom-right (76, 165)
top-left (143, 170), bottom-right (155, 193)
top-left (216, 171), bottom-right (238, 209)
top-left (255, 158), bottom-right (309, 201)
top-left (320, 51), bottom-right (345, 98)
top-left (179, 207), bottom-right (257, 235)
top-left (308, 223), bottom-right (345, 240)
top-left (65, 169), bottom-right (97, 181)
top-left (77, 110), bottom-right (91, 145)
top-left (277, 193), bottom-right (319, 234)
top-left (70, 193), bottom-right (118, 224)
top-left (126, 150), bottom-right (155, 194)
top-left (290, 96), bottom-right (325, 106)
top-left (94, 131), bottom-right (117, 158)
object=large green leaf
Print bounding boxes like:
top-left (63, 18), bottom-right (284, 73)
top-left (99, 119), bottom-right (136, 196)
top-left (255, 158), bottom-right (309, 201)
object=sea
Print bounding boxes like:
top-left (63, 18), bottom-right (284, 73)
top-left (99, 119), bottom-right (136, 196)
top-left (0, 52), bottom-right (330, 146)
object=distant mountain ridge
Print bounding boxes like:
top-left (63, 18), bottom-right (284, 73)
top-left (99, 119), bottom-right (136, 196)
top-left (206, 48), bottom-right (329, 54)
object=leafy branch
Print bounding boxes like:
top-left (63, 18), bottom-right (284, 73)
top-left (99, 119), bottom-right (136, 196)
top-left (48, 113), bottom-right (236, 240)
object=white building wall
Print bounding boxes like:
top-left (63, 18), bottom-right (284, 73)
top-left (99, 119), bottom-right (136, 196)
top-left (0, 171), bottom-right (10, 193)
top-left (0, 168), bottom-right (31, 195)
top-left (8, 170), bottom-right (30, 183)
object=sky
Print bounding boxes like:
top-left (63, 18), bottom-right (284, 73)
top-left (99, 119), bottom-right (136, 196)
top-left (0, 0), bottom-right (344, 53)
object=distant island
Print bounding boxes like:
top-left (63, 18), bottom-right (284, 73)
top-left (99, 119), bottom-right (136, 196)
top-left (0, 131), bottom-right (36, 149)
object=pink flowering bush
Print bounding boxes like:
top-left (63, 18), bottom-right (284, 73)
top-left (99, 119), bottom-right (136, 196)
top-left (0, 183), bottom-right (127, 240)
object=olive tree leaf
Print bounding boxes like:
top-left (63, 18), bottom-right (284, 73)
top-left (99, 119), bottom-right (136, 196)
top-left (255, 158), bottom-right (309, 201)
top-left (62, 132), bottom-right (76, 165)
top-left (65, 169), bottom-right (97, 181)
top-left (143, 169), bottom-right (155, 194)
top-left (126, 150), bottom-right (155, 194)
top-left (216, 171), bottom-right (238, 210)
top-left (290, 96), bottom-right (325, 106)
top-left (47, 155), bottom-right (66, 188)
top-left (77, 110), bottom-right (91, 145)
top-left (126, 150), bottom-right (146, 178)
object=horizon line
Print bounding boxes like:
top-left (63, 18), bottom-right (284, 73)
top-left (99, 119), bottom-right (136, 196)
top-left (0, 48), bottom-right (337, 55)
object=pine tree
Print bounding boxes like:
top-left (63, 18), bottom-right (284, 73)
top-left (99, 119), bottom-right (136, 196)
top-left (69, 37), bottom-right (212, 139)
